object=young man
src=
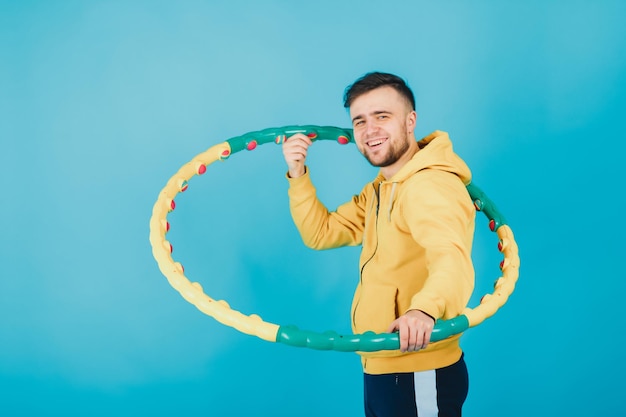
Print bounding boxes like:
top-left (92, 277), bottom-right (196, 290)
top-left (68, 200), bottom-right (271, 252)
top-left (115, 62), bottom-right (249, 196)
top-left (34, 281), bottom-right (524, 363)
top-left (282, 72), bottom-right (475, 417)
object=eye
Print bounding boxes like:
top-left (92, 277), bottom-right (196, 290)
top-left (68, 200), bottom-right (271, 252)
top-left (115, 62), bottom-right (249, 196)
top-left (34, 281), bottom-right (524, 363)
top-left (354, 120), bottom-right (365, 127)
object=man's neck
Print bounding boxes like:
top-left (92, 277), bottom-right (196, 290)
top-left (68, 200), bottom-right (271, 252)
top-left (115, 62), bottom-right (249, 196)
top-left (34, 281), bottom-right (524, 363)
top-left (380, 140), bottom-right (420, 179)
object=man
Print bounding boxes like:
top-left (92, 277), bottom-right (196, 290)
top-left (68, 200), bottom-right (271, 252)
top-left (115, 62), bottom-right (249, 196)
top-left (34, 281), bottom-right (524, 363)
top-left (282, 72), bottom-right (475, 417)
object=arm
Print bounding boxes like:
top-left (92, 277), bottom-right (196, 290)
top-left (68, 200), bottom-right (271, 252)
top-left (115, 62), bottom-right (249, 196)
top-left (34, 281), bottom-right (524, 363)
top-left (283, 134), bottom-right (366, 250)
top-left (391, 172), bottom-right (475, 352)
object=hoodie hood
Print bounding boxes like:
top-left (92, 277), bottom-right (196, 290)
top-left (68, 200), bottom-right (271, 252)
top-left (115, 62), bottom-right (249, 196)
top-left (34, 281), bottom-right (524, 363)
top-left (388, 130), bottom-right (472, 185)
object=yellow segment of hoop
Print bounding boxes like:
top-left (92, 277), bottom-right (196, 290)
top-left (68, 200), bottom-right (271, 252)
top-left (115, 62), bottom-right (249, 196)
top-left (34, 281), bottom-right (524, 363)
top-left (463, 225), bottom-right (520, 327)
top-left (148, 141), bottom-right (280, 342)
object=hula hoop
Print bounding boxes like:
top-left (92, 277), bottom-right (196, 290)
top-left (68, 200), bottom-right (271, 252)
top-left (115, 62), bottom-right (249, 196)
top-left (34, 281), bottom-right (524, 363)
top-left (149, 125), bottom-right (520, 352)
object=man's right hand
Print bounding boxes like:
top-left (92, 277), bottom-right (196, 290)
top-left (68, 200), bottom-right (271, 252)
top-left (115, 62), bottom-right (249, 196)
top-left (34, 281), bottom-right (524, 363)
top-left (282, 133), bottom-right (313, 178)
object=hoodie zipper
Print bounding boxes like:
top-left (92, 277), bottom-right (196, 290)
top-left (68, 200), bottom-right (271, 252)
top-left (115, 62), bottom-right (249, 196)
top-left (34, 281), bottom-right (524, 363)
top-left (352, 181), bottom-right (383, 328)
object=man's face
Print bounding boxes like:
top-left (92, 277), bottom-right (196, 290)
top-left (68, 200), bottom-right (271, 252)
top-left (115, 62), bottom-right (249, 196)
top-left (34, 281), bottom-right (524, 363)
top-left (349, 86), bottom-right (416, 169)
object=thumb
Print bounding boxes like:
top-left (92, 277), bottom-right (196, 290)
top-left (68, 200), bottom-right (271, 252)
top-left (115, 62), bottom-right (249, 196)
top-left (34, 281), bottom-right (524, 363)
top-left (386, 319), bottom-right (399, 333)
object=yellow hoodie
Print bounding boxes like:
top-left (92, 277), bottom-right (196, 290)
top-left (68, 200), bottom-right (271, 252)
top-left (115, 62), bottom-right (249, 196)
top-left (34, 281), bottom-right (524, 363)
top-left (287, 131), bottom-right (475, 374)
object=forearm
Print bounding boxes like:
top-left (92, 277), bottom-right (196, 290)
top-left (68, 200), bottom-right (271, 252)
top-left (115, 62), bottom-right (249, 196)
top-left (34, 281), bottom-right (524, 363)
top-left (408, 248), bottom-right (474, 320)
top-left (405, 175), bottom-right (475, 319)
top-left (287, 169), bottom-right (363, 250)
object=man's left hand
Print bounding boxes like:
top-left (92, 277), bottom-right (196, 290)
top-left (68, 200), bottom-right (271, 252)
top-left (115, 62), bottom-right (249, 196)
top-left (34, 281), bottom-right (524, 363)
top-left (387, 310), bottom-right (435, 353)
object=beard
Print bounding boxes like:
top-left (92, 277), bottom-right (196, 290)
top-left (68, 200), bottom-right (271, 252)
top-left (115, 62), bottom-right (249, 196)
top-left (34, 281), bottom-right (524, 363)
top-left (361, 130), bottom-right (411, 168)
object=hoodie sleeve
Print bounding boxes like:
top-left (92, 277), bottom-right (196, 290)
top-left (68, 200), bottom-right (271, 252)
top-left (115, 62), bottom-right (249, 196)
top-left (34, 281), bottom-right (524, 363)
top-left (287, 167), bottom-right (366, 250)
top-left (402, 170), bottom-right (475, 320)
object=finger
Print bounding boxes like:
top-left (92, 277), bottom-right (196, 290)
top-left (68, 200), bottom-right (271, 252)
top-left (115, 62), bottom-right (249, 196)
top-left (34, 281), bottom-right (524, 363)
top-left (283, 139), bottom-right (311, 159)
top-left (386, 319), bottom-right (399, 334)
top-left (420, 328), bottom-right (433, 350)
top-left (288, 142), bottom-right (310, 156)
top-left (285, 133), bottom-right (313, 145)
top-left (412, 329), bottom-right (425, 352)
top-left (420, 317), bottom-right (434, 349)
top-left (409, 324), bottom-right (425, 352)
top-left (284, 147), bottom-right (308, 160)
top-left (386, 320), bottom-right (408, 353)
top-left (399, 321), bottom-right (410, 353)
top-left (283, 142), bottom-right (309, 159)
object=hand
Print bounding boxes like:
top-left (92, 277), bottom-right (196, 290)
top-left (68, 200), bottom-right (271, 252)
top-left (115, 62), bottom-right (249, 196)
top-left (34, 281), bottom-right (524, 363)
top-left (387, 310), bottom-right (435, 353)
top-left (282, 133), bottom-right (313, 178)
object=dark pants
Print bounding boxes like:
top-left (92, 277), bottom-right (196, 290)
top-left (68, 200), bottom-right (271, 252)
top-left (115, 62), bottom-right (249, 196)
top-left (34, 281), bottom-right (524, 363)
top-left (363, 354), bottom-right (468, 417)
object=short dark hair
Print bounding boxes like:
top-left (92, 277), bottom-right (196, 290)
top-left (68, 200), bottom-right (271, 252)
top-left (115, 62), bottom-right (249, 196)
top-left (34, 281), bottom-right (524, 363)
top-left (343, 72), bottom-right (415, 110)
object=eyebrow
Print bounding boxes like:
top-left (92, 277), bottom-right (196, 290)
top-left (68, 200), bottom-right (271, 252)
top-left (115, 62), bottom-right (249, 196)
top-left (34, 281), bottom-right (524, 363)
top-left (351, 110), bottom-right (391, 123)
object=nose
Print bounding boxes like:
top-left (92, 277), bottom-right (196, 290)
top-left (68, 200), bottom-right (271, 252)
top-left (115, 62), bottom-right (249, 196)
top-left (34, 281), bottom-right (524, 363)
top-left (365, 118), bottom-right (379, 137)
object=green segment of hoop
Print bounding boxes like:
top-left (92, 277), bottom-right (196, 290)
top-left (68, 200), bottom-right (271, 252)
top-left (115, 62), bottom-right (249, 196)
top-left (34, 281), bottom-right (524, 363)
top-left (276, 316), bottom-right (470, 351)
top-left (466, 182), bottom-right (507, 231)
top-left (226, 125), bottom-right (354, 153)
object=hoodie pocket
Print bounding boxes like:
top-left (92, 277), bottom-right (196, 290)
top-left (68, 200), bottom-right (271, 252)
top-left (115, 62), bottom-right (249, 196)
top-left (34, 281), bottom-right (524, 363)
top-left (353, 283), bottom-right (398, 334)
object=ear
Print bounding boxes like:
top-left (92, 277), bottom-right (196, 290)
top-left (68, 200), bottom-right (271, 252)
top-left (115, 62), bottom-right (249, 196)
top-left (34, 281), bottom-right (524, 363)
top-left (406, 111), bottom-right (417, 133)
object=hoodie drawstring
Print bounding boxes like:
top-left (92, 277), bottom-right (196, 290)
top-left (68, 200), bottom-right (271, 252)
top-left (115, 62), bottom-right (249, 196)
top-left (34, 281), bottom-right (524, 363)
top-left (387, 182), bottom-right (397, 222)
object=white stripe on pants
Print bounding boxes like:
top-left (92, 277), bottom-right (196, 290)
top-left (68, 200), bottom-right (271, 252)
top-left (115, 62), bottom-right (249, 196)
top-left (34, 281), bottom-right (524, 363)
top-left (414, 369), bottom-right (438, 417)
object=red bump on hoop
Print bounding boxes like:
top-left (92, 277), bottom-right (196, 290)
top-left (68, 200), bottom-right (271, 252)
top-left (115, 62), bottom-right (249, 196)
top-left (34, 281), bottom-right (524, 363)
top-left (163, 241), bottom-right (173, 253)
top-left (220, 149), bottom-right (231, 160)
top-left (489, 219), bottom-right (496, 231)
top-left (337, 135), bottom-right (349, 145)
top-left (307, 132), bottom-right (318, 139)
top-left (246, 140), bottom-right (258, 150)
top-left (198, 164), bottom-right (207, 175)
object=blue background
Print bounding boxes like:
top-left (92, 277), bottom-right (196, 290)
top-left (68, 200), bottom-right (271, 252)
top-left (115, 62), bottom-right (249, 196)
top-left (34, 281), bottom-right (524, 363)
top-left (1, 1), bottom-right (625, 416)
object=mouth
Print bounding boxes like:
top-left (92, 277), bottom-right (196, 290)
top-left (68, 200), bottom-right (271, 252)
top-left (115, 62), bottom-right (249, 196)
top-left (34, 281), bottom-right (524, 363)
top-left (366, 137), bottom-right (388, 148)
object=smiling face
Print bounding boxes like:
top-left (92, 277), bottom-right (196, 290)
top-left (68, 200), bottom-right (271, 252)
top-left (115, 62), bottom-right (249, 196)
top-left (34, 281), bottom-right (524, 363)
top-left (349, 86), bottom-right (418, 178)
